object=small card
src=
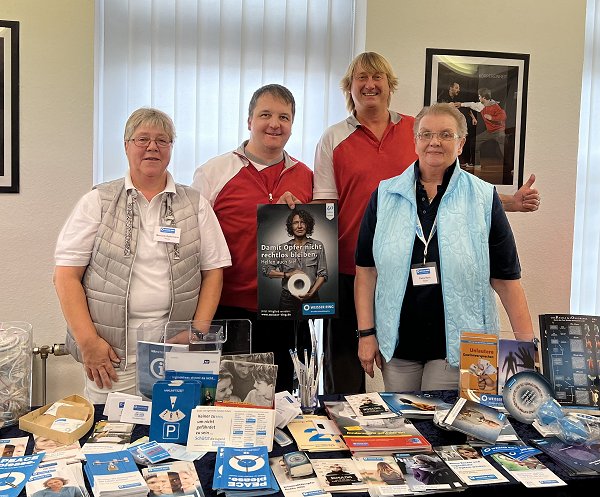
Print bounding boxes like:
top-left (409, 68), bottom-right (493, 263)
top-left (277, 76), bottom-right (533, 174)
top-left (120, 399), bottom-right (152, 425)
top-left (153, 226), bottom-right (181, 243)
top-left (50, 417), bottom-right (85, 433)
top-left (104, 392), bottom-right (143, 421)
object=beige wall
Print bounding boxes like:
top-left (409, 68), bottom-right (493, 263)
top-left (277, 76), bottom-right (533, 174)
top-left (0, 0), bottom-right (94, 403)
top-left (365, 0), bottom-right (585, 391)
top-left (0, 0), bottom-right (586, 400)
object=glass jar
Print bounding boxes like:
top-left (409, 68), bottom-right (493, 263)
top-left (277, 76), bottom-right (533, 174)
top-left (0, 321), bottom-right (33, 427)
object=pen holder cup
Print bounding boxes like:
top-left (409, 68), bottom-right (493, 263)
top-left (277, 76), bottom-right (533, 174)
top-left (298, 383), bottom-right (318, 414)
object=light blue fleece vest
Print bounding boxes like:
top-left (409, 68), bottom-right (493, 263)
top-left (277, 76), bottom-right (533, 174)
top-left (372, 162), bottom-right (499, 366)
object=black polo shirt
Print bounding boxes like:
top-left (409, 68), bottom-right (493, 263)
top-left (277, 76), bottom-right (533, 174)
top-left (355, 162), bottom-right (521, 362)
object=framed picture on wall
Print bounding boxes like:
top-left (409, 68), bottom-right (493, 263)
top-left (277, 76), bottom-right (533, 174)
top-left (1, 20), bottom-right (19, 193)
top-left (424, 48), bottom-right (529, 194)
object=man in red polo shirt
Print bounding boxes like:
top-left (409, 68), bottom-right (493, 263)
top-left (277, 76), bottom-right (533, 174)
top-left (313, 52), bottom-right (541, 394)
top-left (192, 84), bottom-right (313, 393)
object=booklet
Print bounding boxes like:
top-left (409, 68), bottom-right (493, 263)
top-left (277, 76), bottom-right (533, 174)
top-left (257, 203), bottom-right (338, 320)
top-left (380, 392), bottom-right (452, 419)
top-left (344, 392), bottom-right (398, 419)
top-left (84, 450), bottom-right (148, 497)
top-left (213, 446), bottom-right (272, 492)
top-left (530, 436), bottom-right (600, 476)
top-left (459, 331), bottom-right (499, 400)
top-left (351, 455), bottom-right (412, 496)
top-left (393, 451), bottom-right (465, 493)
top-left (0, 454), bottom-right (44, 497)
top-left (269, 455), bottom-right (330, 497)
top-left (33, 435), bottom-right (84, 463)
top-left (442, 398), bottom-right (506, 444)
top-left (0, 437), bottom-right (28, 458)
top-left (286, 415), bottom-right (348, 453)
top-left (142, 460), bottom-right (205, 497)
top-left (26, 459), bottom-right (88, 497)
top-left (432, 444), bottom-right (510, 486)
top-left (498, 338), bottom-right (536, 393)
top-left (539, 313), bottom-right (600, 412)
top-left (81, 421), bottom-right (135, 455)
top-left (310, 457), bottom-right (367, 493)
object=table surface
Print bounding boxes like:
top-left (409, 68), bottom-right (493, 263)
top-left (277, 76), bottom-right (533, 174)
top-left (2, 391), bottom-right (597, 497)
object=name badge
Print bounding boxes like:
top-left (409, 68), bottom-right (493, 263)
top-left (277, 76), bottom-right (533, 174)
top-left (410, 262), bottom-right (439, 286)
top-left (153, 226), bottom-right (181, 243)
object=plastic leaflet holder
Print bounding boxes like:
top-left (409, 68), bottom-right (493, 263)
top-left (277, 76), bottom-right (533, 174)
top-left (0, 321), bottom-right (33, 427)
top-left (136, 319), bottom-right (252, 400)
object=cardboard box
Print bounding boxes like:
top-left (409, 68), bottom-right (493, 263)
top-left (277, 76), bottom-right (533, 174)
top-left (19, 394), bottom-right (94, 444)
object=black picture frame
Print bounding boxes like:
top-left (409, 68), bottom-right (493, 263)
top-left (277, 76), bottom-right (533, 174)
top-left (425, 48), bottom-right (529, 193)
top-left (1, 20), bottom-right (19, 193)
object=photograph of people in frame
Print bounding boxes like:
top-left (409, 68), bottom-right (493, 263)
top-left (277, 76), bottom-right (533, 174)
top-left (425, 49), bottom-right (529, 197)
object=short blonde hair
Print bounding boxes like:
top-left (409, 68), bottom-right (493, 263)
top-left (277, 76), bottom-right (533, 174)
top-left (124, 108), bottom-right (176, 142)
top-left (340, 52), bottom-right (399, 113)
top-left (414, 103), bottom-right (468, 137)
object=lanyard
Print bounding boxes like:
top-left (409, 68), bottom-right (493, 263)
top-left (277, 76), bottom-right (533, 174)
top-left (415, 215), bottom-right (438, 265)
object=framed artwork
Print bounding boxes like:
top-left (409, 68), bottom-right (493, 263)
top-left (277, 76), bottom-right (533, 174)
top-left (424, 48), bottom-right (529, 194)
top-left (1, 20), bottom-right (19, 193)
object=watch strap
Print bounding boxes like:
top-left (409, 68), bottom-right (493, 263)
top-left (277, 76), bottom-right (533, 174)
top-left (357, 328), bottom-right (376, 338)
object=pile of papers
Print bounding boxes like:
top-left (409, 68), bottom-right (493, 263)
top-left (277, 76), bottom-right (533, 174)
top-left (83, 450), bottom-right (148, 497)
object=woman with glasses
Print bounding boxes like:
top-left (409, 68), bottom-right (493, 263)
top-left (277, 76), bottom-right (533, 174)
top-left (54, 108), bottom-right (231, 402)
top-left (354, 103), bottom-right (533, 392)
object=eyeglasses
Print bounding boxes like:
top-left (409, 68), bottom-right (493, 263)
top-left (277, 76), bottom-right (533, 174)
top-left (416, 131), bottom-right (461, 141)
top-left (129, 136), bottom-right (172, 148)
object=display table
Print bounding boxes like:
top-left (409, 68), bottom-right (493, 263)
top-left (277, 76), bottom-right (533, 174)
top-left (1, 391), bottom-right (597, 496)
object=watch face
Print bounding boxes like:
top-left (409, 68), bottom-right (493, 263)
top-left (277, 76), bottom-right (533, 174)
top-left (502, 371), bottom-right (555, 423)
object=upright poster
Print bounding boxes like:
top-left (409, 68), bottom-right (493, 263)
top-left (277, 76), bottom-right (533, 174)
top-left (257, 203), bottom-right (338, 320)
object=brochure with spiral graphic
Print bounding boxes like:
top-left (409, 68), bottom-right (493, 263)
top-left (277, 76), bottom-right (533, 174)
top-left (0, 454), bottom-right (43, 497)
top-left (213, 446), bottom-right (273, 491)
top-left (257, 203), bottom-right (338, 320)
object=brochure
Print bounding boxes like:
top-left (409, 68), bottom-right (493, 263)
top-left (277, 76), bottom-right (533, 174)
top-left (186, 405), bottom-right (275, 452)
top-left (459, 331), bottom-right (499, 400)
top-left (442, 397), bottom-right (506, 444)
top-left (26, 459), bottom-right (88, 497)
top-left (32, 435), bottom-right (84, 463)
top-left (539, 313), bottom-right (600, 412)
top-left (530, 436), bottom-right (600, 476)
top-left (498, 338), bottom-right (536, 392)
top-left (0, 437), bottom-right (28, 458)
top-left (380, 392), bottom-right (452, 419)
top-left (257, 203), bottom-right (338, 320)
top-left (433, 444), bottom-right (510, 486)
top-left (310, 457), bottom-right (367, 492)
top-left (344, 393), bottom-right (397, 419)
top-left (351, 455), bottom-right (411, 496)
top-left (0, 454), bottom-right (44, 497)
top-left (393, 451), bottom-right (464, 493)
top-left (488, 452), bottom-right (566, 488)
top-left (142, 460), bottom-right (205, 497)
top-left (286, 415), bottom-right (348, 452)
top-left (84, 450), bottom-right (148, 497)
top-left (269, 455), bottom-right (330, 497)
top-left (81, 421), bottom-right (134, 455)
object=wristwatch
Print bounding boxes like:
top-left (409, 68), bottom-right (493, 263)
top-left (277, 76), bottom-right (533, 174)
top-left (357, 328), bottom-right (377, 338)
top-left (532, 337), bottom-right (540, 351)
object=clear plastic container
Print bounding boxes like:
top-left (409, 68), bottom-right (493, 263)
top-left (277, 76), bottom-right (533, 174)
top-left (0, 321), bottom-right (33, 427)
